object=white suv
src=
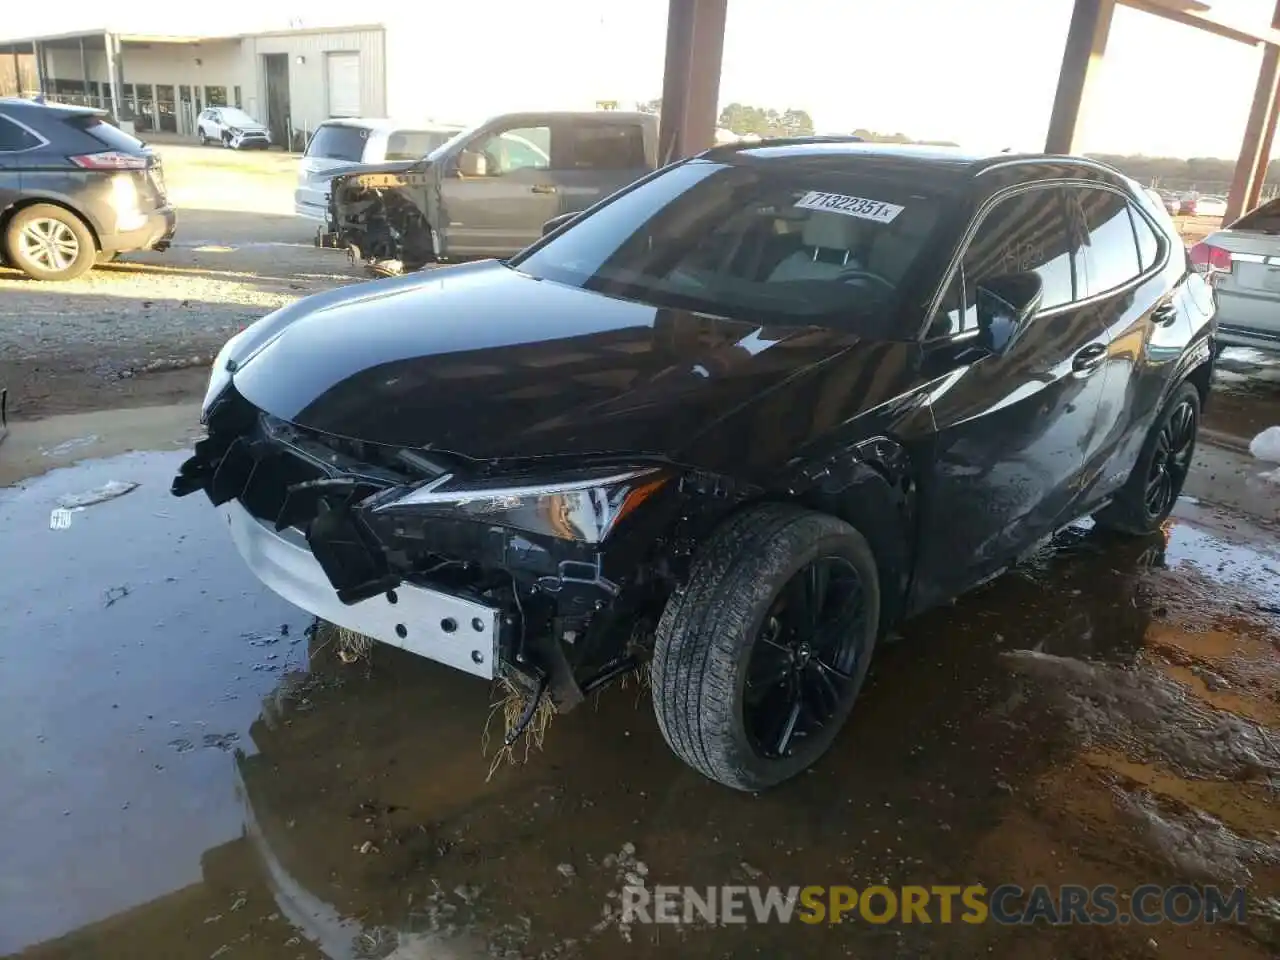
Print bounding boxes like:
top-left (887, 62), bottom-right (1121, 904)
top-left (294, 118), bottom-right (464, 221)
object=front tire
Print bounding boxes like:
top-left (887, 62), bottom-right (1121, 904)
top-left (5, 204), bottom-right (97, 281)
top-left (1094, 382), bottom-right (1200, 535)
top-left (651, 504), bottom-right (880, 792)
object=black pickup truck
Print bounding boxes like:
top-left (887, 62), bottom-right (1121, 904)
top-left (318, 110), bottom-right (659, 274)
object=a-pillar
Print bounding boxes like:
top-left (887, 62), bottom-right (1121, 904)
top-left (657, 0), bottom-right (728, 164)
top-left (1225, 0), bottom-right (1280, 222)
top-left (1045, 0), bottom-right (1116, 154)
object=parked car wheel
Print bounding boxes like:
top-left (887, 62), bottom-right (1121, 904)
top-left (1094, 381), bottom-right (1200, 535)
top-left (651, 504), bottom-right (880, 792)
top-left (4, 203), bottom-right (97, 281)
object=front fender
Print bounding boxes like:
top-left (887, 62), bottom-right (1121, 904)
top-left (788, 435), bottom-right (917, 631)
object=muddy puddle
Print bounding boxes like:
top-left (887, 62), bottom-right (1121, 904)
top-left (1, 452), bottom-right (1277, 959)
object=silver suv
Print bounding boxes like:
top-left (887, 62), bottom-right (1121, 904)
top-left (294, 118), bottom-right (463, 221)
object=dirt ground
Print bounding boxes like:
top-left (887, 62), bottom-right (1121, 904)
top-left (0, 145), bottom-right (364, 420)
top-left (0, 431), bottom-right (1276, 960)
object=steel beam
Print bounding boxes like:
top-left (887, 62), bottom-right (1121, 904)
top-left (1045, 0), bottom-right (1116, 154)
top-left (657, 0), bottom-right (728, 164)
top-left (1225, 0), bottom-right (1280, 222)
top-left (1121, 0), bottom-right (1280, 47)
top-left (103, 32), bottom-right (122, 122)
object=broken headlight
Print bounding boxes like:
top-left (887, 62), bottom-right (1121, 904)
top-left (369, 466), bottom-right (670, 543)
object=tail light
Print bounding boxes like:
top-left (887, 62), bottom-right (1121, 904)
top-left (1189, 242), bottom-right (1232, 274)
top-left (69, 151), bottom-right (148, 170)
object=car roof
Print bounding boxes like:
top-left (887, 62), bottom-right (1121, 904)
top-left (316, 116), bottom-right (465, 132)
top-left (698, 139), bottom-right (1135, 190)
top-left (0, 97), bottom-right (103, 118)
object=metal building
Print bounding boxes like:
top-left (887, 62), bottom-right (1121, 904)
top-left (0, 24), bottom-right (386, 148)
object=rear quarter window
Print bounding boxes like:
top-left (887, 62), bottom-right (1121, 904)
top-left (305, 124), bottom-right (370, 162)
top-left (0, 116), bottom-right (42, 151)
top-left (1130, 205), bottom-right (1162, 272)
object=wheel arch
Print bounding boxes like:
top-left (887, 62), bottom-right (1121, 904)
top-left (781, 436), bottom-right (919, 634)
top-left (0, 196), bottom-right (102, 260)
top-left (1182, 356), bottom-right (1213, 414)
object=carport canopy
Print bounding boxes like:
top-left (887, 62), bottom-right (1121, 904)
top-left (0, 29), bottom-right (208, 122)
top-left (656, 0), bottom-right (1280, 222)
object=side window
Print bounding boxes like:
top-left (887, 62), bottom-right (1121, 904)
top-left (0, 116), bottom-right (41, 152)
top-left (1130, 204), bottom-right (1161, 272)
top-left (1076, 188), bottom-right (1142, 296)
top-left (560, 122), bottom-right (646, 170)
top-left (469, 125), bottom-right (551, 176)
top-left (956, 186), bottom-right (1077, 328)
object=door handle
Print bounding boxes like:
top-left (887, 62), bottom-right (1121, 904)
top-left (1072, 342), bottom-right (1107, 374)
top-left (1153, 302), bottom-right (1178, 326)
top-left (530, 184), bottom-right (557, 194)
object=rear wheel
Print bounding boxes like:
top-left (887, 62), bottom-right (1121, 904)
top-left (5, 204), bottom-right (97, 281)
top-left (1094, 382), bottom-right (1200, 535)
top-left (651, 504), bottom-right (880, 792)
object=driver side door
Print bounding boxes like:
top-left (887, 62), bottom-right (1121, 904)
top-left (912, 184), bottom-right (1111, 611)
top-left (439, 121), bottom-right (560, 257)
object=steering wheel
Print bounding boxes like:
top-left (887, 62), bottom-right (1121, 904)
top-left (834, 267), bottom-right (896, 295)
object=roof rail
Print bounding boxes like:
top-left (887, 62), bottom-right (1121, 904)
top-left (701, 134), bottom-right (865, 154)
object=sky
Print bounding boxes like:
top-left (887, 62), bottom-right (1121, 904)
top-left (3, 0), bottom-right (1274, 158)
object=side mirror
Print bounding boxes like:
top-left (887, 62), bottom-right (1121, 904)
top-left (541, 211), bottom-right (579, 236)
top-left (975, 271), bottom-right (1043, 355)
top-left (456, 150), bottom-right (487, 177)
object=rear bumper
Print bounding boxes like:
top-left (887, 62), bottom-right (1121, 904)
top-left (222, 498), bottom-right (499, 679)
top-left (99, 207), bottom-right (177, 254)
top-left (1213, 287), bottom-right (1280, 351)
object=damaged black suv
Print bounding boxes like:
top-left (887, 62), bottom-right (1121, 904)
top-left (174, 140), bottom-right (1216, 791)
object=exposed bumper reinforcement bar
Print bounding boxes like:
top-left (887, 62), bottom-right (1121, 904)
top-left (222, 500), bottom-right (499, 680)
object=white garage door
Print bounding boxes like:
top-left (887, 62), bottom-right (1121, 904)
top-left (327, 53), bottom-right (362, 117)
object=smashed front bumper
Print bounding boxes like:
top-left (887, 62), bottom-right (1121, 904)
top-left (223, 499), bottom-right (499, 678)
top-left (171, 389), bottom-right (671, 707)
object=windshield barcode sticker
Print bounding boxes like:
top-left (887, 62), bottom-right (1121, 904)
top-left (794, 191), bottom-right (904, 223)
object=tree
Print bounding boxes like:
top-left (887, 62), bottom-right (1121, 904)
top-left (717, 103), bottom-right (815, 137)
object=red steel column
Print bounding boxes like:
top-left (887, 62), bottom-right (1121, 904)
top-left (657, 0), bottom-right (728, 164)
top-left (1045, 0), bottom-right (1116, 154)
top-left (1226, 0), bottom-right (1280, 222)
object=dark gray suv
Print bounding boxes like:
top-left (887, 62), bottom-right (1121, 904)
top-left (0, 98), bottom-right (176, 281)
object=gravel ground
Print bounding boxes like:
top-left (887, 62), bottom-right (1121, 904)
top-left (1, 145), bottom-right (364, 419)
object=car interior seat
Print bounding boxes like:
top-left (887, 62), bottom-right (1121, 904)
top-left (767, 213), bottom-right (867, 282)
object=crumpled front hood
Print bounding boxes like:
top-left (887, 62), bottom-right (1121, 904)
top-left (228, 261), bottom-right (869, 469)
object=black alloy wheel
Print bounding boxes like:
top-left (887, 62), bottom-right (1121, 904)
top-left (744, 556), bottom-right (868, 760)
top-left (651, 504), bottom-right (881, 792)
top-left (1144, 397), bottom-right (1196, 522)
top-left (1094, 381), bottom-right (1201, 535)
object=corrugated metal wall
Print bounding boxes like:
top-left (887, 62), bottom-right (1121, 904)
top-left (243, 28), bottom-right (386, 142)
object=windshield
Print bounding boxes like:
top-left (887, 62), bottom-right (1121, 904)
top-left (385, 128), bottom-right (461, 161)
top-left (305, 123), bottom-right (369, 161)
top-left (1232, 197), bottom-right (1280, 233)
top-left (64, 114), bottom-right (147, 153)
top-left (510, 158), bottom-right (944, 329)
top-left (426, 126), bottom-right (474, 161)
top-left (220, 108), bottom-right (259, 126)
